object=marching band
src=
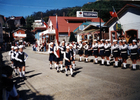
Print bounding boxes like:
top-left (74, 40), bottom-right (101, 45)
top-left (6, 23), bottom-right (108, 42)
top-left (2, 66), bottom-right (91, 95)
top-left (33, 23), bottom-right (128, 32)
top-left (48, 39), bottom-right (139, 77)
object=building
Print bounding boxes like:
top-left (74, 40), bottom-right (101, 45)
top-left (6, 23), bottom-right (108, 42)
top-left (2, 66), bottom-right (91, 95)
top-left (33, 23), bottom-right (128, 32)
top-left (12, 28), bottom-right (27, 41)
top-left (6, 16), bottom-right (25, 28)
top-left (104, 4), bottom-right (140, 43)
top-left (46, 16), bottom-right (104, 42)
top-left (0, 15), bottom-right (5, 43)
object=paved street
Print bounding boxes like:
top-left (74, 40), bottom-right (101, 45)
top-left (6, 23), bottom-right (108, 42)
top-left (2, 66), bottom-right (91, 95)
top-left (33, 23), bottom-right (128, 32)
top-left (2, 47), bottom-right (140, 100)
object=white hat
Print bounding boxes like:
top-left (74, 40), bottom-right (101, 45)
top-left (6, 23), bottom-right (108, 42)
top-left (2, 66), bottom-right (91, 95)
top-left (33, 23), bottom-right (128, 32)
top-left (107, 39), bottom-right (110, 42)
top-left (113, 40), bottom-right (117, 42)
top-left (79, 40), bottom-right (82, 42)
top-left (66, 46), bottom-right (70, 49)
top-left (101, 39), bottom-right (104, 41)
top-left (133, 40), bottom-right (137, 42)
top-left (69, 44), bottom-right (73, 47)
top-left (19, 45), bottom-right (23, 49)
top-left (122, 40), bottom-right (126, 42)
top-left (14, 46), bottom-right (18, 50)
top-left (119, 40), bottom-right (122, 42)
top-left (11, 46), bottom-right (14, 48)
top-left (50, 42), bottom-right (53, 45)
top-left (61, 41), bottom-right (65, 43)
top-left (94, 39), bottom-right (97, 41)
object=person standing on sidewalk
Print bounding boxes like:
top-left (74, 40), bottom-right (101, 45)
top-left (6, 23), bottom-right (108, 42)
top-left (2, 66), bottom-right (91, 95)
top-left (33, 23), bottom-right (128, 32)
top-left (129, 40), bottom-right (138, 70)
top-left (15, 45), bottom-right (28, 79)
top-left (8, 46), bottom-right (14, 68)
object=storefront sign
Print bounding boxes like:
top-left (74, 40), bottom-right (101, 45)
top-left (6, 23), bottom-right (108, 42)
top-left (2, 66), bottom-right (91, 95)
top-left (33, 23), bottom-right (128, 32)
top-left (77, 11), bottom-right (98, 18)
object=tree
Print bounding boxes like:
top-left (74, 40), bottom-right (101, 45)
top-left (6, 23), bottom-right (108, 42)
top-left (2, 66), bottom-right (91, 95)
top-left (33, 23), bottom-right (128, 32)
top-left (69, 32), bottom-right (77, 42)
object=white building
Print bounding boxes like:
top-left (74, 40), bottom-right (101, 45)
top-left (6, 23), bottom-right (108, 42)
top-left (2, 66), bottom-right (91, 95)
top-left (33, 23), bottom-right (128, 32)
top-left (104, 4), bottom-right (140, 43)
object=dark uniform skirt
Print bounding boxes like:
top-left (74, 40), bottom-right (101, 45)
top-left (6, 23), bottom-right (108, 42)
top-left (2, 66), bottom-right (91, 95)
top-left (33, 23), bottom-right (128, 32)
top-left (85, 50), bottom-right (88, 55)
top-left (100, 50), bottom-right (104, 56)
top-left (121, 53), bottom-right (128, 59)
top-left (59, 53), bottom-right (64, 61)
top-left (78, 50), bottom-right (83, 55)
top-left (18, 61), bottom-right (25, 68)
top-left (65, 60), bottom-right (71, 66)
top-left (13, 60), bottom-right (18, 67)
top-left (49, 54), bottom-right (54, 61)
top-left (131, 55), bottom-right (137, 60)
top-left (54, 55), bottom-right (60, 62)
top-left (113, 52), bottom-right (119, 57)
top-left (105, 51), bottom-right (111, 57)
top-left (93, 50), bottom-right (98, 56)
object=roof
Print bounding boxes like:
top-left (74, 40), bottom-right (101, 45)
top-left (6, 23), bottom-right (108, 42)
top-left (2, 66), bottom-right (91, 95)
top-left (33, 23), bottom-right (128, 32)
top-left (49, 16), bottom-right (104, 33)
top-left (31, 27), bottom-right (47, 32)
top-left (12, 28), bottom-right (26, 33)
top-left (104, 4), bottom-right (140, 27)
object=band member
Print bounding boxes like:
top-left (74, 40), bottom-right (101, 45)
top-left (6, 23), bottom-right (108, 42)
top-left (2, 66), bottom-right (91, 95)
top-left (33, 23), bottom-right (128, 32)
top-left (49, 42), bottom-right (54, 69)
top-left (120, 40), bottom-right (128, 69)
top-left (54, 43), bottom-right (60, 72)
top-left (118, 40), bottom-right (123, 64)
top-left (64, 46), bottom-right (74, 77)
top-left (59, 41), bottom-right (66, 72)
top-left (104, 39), bottom-right (111, 66)
top-left (83, 41), bottom-right (89, 63)
top-left (69, 44), bottom-right (76, 70)
top-left (98, 39), bottom-right (105, 65)
top-left (9, 46), bottom-right (14, 68)
top-left (15, 45), bottom-right (28, 78)
top-left (92, 39), bottom-right (98, 64)
top-left (129, 40), bottom-right (138, 70)
top-left (12, 46), bottom-right (19, 75)
top-left (77, 40), bottom-right (83, 62)
top-left (111, 40), bottom-right (119, 67)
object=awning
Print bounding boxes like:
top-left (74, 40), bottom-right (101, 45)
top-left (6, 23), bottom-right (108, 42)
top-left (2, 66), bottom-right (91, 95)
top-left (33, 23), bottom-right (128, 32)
top-left (78, 29), bottom-right (100, 36)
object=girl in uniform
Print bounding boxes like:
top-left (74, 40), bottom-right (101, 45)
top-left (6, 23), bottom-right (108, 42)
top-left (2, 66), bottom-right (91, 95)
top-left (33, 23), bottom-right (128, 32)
top-left (49, 42), bottom-right (54, 69)
top-left (12, 46), bottom-right (19, 76)
top-left (104, 39), bottom-right (111, 66)
top-left (77, 40), bottom-right (83, 62)
top-left (59, 41), bottom-right (66, 72)
top-left (111, 40), bottom-right (119, 67)
top-left (92, 39), bottom-right (98, 64)
top-left (129, 40), bottom-right (138, 70)
top-left (15, 45), bottom-right (28, 79)
top-left (54, 43), bottom-right (60, 72)
top-left (69, 44), bottom-right (76, 70)
top-left (64, 46), bottom-right (74, 77)
top-left (120, 40), bottom-right (128, 69)
top-left (98, 39), bottom-right (105, 65)
top-left (83, 41), bottom-right (89, 63)
top-left (9, 46), bottom-right (14, 68)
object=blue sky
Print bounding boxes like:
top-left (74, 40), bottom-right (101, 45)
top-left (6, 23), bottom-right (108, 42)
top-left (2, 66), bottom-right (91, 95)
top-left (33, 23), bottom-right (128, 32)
top-left (0, 0), bottom-right (96, 17)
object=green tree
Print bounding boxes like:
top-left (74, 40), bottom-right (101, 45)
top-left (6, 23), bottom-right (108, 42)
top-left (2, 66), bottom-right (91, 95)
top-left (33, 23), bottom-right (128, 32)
top-left (69, 32), bottom-right (77, 42)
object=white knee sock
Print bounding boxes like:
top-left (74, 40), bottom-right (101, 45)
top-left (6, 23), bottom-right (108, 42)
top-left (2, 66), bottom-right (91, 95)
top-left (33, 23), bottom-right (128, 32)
top-left (123, 63), bottom-right (126, 68)
top-left (14, 69), bottom-right (17, 73)
top-left (115, 61), bottom-right (118, 66)
top-left (22, 71), bottom-right (25, 77)
top-left (19, 72), bottom-right (22, 77)
top-left (57, 65), bottom-right (59, 71)
top-left (133, 64), bottom-right (136, 69)
top-left (80, 57), bottom-right (82, 61)
top-left (60, 64), bottom-right (63, 71)
top-left (50, 64), bottom-right (52, 68)
top-left (107, 60), bottom-right (110, 65)
top-left (65, 68), bottom-right (68, 74)
top-left (73, 64), bottom-right (75, 69)
top-left (86, 58), bottom-right (88, 62)
top-left (70, 68), bottom-right (73, 75)
top-left (102, 59), bottom-right (104, 64)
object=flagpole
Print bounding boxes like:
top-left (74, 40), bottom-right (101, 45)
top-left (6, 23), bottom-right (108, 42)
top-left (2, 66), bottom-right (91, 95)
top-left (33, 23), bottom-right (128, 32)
top-left (112, 6), bottom-right (125, 34)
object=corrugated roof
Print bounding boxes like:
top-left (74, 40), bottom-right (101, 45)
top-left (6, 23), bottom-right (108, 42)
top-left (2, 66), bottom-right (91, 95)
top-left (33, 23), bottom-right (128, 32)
top-left (49, 16), bottom-right (104, 33)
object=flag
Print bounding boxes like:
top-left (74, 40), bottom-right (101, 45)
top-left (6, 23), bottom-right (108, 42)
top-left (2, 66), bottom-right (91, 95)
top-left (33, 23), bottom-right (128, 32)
top-left (68, 27), bottom-right (71, 36)
top-left (55, 15), bottom-right (60, 58)
top-left (41, 19), bottom-right (48, 28)
top-left (109, 7), bottom-right (117, 17)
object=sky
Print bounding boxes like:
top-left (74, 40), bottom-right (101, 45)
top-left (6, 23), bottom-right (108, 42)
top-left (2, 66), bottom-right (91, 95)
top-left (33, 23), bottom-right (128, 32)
top-left (0, 0), bottom-right (96, 17)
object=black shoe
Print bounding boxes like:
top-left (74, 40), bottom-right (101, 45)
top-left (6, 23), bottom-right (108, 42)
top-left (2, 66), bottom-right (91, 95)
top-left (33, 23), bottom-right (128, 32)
top-left (60, 70), bottom-right (64, 73)
top-left (66, 74), bottom-right (68, 76)
top-left (57, 70), bottom-right (59, 73)
top-left (71, 74), bottom-right (74, 77)
top-left (15, 73), bottom-right (18, 76)
top-left (50, 67), bottom-right (52, 70)
top-left (113, 65), bottom-right (118, 68)
top-left (23, 76), bottom-right (26, 80)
